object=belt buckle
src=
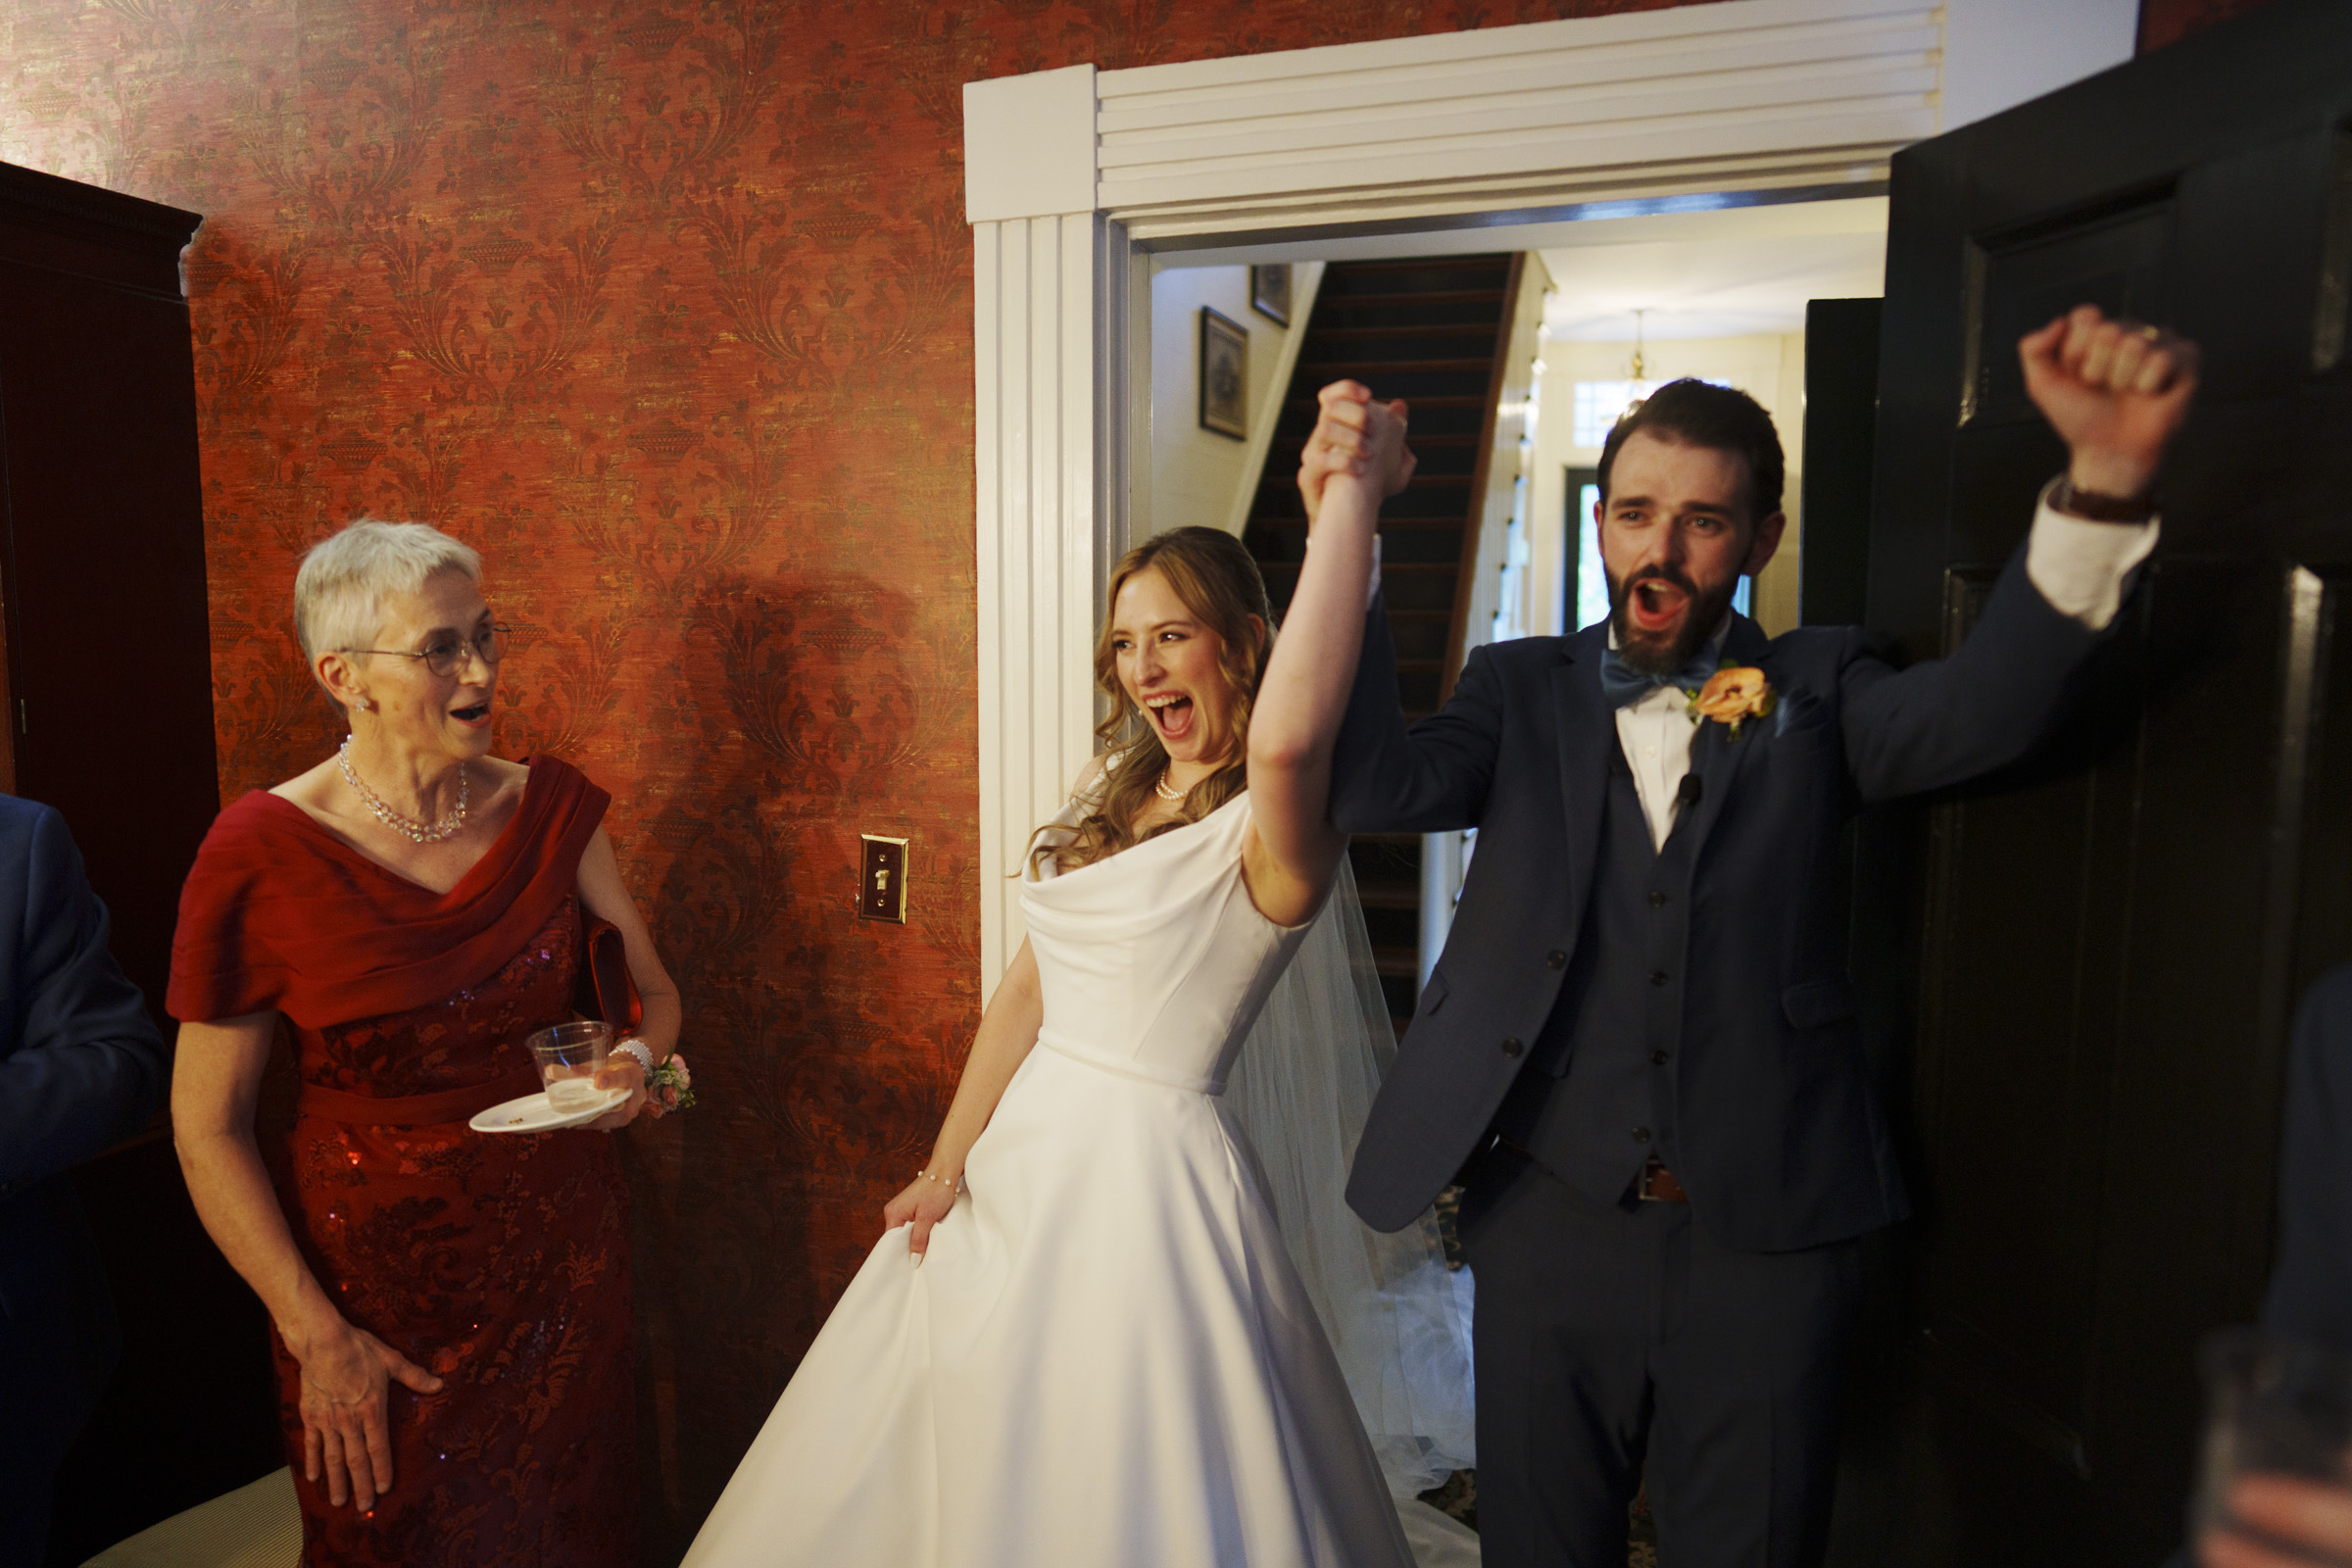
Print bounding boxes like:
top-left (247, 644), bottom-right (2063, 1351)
top-left (1637, 1158), bottom-right (1669, 1201)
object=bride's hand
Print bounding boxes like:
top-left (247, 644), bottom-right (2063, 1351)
top-left (883, 1170), bottom-right (959, 1263)
top-left (1298, 380), bottom-right (1412, 523)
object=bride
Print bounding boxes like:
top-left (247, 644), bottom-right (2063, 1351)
top-left (684, 394), bottom-right (1472, 1565)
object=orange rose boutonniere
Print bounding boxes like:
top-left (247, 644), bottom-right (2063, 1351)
top-left (1688, 664), bottom-right (1777, 739)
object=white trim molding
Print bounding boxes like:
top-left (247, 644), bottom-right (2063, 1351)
top-left (962, 0), bottom-right (2133, 994)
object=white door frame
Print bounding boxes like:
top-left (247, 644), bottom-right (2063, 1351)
top-left (962, 0), bottom-right (2135, 993)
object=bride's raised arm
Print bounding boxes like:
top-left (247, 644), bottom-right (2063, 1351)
top-left (1242, 381), bottom-right (1413, 928)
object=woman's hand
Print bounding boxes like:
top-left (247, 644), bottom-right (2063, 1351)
top-left (289, 1314), bottom-right (444, 1511)
top-left (583, 1054), bottom-right (647, 1130)
top-left (2201, 1475), bottom-right (2352, 1568)
top-left (882, 1169), bottom-right (960, 1264)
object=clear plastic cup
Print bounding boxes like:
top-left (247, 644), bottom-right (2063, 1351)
top-left (2192, 1327), bottom-right (2352, 1537)
top-left (528, 1020), bottom-right (612, 1113)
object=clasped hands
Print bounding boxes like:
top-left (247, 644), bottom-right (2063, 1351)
top-left (1297, 380), bottom-right (1416, 524)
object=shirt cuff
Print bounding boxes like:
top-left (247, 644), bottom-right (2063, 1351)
top-left (2024, 479), bottom-right (2160, 631)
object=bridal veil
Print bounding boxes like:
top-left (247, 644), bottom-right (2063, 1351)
top-left (1220, 857), bottom-right (1478, 1498)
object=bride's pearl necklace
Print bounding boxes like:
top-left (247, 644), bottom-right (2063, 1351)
top-left (1154, 767), bottom-right (1190, 803)
top-left (339, 738), bottom-right (468, 843)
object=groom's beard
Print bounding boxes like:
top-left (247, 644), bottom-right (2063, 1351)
top-left (1607, 564), bottom-right (1741, 676)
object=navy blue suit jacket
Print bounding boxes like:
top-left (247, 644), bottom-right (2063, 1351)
top-left (1334, 553), bottom-right (2106, 1250)
top-left (0, 796), bottom-right (167, 1468)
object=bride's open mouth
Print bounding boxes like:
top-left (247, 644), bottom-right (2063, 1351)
top-left (1143, 691), bottom-right (1196, 745)
top-left (1626, 575), bottom-right (1690, 636)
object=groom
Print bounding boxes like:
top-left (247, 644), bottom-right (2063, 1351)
top-left (1307, 305), bottom-right (2199, 1566)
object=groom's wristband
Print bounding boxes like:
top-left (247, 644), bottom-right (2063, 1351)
top-left (2050, 475), bottom-right (2156, 523)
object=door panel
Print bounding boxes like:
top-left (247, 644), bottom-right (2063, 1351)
top-left (1846, 1), bottom-right (2352, 1559)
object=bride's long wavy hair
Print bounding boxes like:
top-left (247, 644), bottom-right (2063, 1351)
top-left (1046, 526), bottom-right (1275, 872)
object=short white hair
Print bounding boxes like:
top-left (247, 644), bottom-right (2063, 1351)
top-left (293, 519), bottom-right (482, 663)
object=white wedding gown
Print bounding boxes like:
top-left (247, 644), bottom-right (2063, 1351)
top-left (683, 793), bottom-right (1473, 1567)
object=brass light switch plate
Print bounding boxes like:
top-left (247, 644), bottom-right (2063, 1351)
top-left (858, 834), bottom-right (908, 923)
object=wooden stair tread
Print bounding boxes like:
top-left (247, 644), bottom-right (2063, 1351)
top-left (1315, 288), bottom-right (1507, 308)
top-left (1285, 392), bottom-right (1487, 410)
top-left (1263, 434), bottom-right (1482, 455)
top-left (1297, 357), bottom-right (1495, 374)
top-left (1309, 322), bottom-right (1502, 341)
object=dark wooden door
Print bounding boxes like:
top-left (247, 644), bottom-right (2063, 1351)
top-left (0, 162), bottom-right (282, 1561)
top-left (1835, 3), bottom-right (2352, 1562)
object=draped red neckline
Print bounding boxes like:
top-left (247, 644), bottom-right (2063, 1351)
top-left (168, 757), bottom-right (610, 1029)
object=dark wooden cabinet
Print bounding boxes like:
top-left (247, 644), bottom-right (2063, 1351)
top-left (0, 160), bottom-right (280, 1562)
top-left (0, 161), bottom-right (220, 1029)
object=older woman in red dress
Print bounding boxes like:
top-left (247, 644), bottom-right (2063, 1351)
top-left (170, 520), bottom-right (683, 1566)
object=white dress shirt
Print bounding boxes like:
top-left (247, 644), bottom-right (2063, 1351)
top-left (1611, 492), bottom-right (2158, 849)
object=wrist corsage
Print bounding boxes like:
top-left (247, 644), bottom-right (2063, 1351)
top-left (649, 1050), bottom-right (695, 1111)
top-left (617, 1039), bottom-right (697, 1112)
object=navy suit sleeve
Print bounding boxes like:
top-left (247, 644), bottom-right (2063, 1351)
top-left (2263, 966), bottom-right (2352, 1350)
top-left (1838, 545), bottom-right (2109, 805)
top-left (1327, 591), bottom-right (1504, 835)
top-left (0, 807), bottom-right (167, 1191)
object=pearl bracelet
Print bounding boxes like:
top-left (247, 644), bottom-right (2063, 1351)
top-left (915, 1167), bottom-right (959, 1190)
top-left (613, 1039), bottom-right (655, 1076)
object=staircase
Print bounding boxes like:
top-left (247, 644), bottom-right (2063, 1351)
top-left (1241, 254), bottom-right (1520, 1032)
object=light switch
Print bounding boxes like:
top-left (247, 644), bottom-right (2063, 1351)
top-left (858, 834), bottom-right (908, 923)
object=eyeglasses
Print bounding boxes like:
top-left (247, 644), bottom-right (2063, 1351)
top-left (343, 623), bottom-right (511, 679)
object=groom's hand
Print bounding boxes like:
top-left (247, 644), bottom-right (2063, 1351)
top-left (2200, 1474), bottom-right (2352, 1568)
top-left (1299, 380), bottom-right (1412, 523)
top-left (2020, 304), bottom-right (2200, 501)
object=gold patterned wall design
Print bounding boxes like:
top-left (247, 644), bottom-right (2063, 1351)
top-left (0, 0), bottom-right (1688, 1555)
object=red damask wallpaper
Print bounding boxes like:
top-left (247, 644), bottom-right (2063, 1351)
top-left (0, 0), bottom-right (1685, 1556)
top-left (2136, 0), bottom-right (2282, 52)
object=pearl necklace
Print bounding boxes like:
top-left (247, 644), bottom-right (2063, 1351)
top-left (338, 738), bottom-right (468, 843)
top-left (1154, 767), bottom-right (1190, 803)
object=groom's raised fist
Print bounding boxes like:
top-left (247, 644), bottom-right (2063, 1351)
top-left (2019, 304), bottom-right (2200, 502)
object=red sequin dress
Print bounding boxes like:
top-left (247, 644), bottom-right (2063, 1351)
top-left (170, 759), bottom-right (637, 1567)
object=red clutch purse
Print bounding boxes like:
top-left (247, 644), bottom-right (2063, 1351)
top-left (576, 916), bottom-right (644, 1032)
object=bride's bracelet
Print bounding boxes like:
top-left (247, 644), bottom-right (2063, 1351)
top-left (914, 1166), bottom-right (961, 1192)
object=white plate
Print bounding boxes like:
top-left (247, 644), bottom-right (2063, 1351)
top-left (468, 1085), bottom-right (628, 1134)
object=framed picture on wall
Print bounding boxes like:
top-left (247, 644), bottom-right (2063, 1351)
top-left (1199, 308), bottom-right (1249, 440)
top-left (1250, 264), bottom-right (1292, 326)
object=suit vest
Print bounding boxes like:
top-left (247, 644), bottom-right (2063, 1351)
top-left (1490, 740), bottom-right (1695, 1207)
